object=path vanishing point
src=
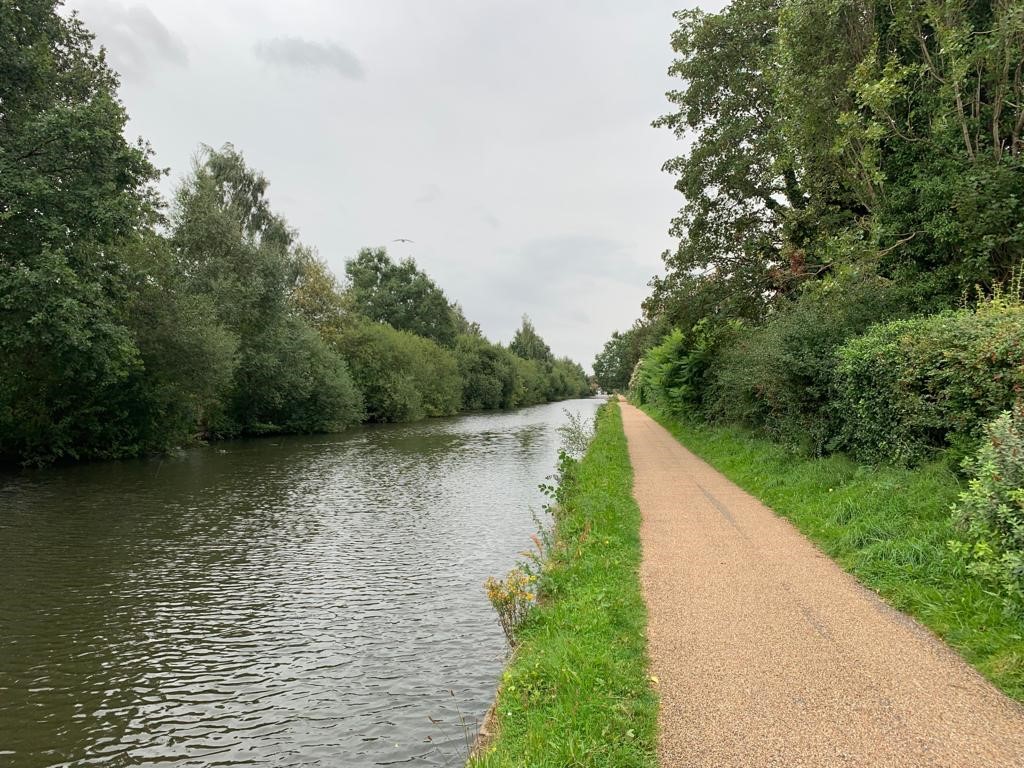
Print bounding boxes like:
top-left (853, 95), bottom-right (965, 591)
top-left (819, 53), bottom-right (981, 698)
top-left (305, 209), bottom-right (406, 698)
top-left (620, 401), bottom-right (1024, 767)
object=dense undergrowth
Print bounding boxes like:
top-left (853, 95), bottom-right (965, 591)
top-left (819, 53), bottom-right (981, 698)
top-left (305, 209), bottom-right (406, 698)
top-left (470, 403), bottom-right (657, 767)
top-left (645, 406), bottom-right (1024, 702)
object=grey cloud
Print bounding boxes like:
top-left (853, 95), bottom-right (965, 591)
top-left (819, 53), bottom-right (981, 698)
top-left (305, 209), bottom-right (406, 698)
top-left (254, 37), bottom-right (364, 79)
top-left (79, 2), bottom-right (187, 76)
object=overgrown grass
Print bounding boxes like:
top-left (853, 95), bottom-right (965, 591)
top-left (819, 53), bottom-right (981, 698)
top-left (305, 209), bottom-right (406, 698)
top-left (644, 406), bottom-right (1024, 702)
top-left (470, 403), bottom-right (657, 767)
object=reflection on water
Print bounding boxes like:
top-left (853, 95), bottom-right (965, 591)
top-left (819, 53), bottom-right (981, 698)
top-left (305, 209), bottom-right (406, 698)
top-left (0, 399), bottom-right (601, 767)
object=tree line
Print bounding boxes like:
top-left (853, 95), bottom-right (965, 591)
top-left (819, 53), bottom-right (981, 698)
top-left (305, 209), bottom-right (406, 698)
top-left (596, 0), bottom-right (1024, 607)
top-left (0, 2), bottom-right (591, 465)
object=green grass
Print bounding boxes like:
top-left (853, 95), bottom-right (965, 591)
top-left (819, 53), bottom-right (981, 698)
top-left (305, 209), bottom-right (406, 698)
top-left (470, 402), bottom-right (657, 767)
top-left (644, 405), bottom-right (1024, 702)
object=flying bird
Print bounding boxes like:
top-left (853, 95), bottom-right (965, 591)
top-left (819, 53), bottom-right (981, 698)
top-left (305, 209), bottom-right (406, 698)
top-left (393, 238), bottom-right (415, 243)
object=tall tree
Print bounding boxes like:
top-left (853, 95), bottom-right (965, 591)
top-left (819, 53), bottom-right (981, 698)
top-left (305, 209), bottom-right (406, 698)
top-left (653, 0), bottom-right (802, 321)
top-left (509, 315), bottom-right (553, 362)
top-left (344, 248), bottom-right (460, 346)
top-left (172, 145), bottom-right (362, 435)
top-left (0, 1), bottom-right (163, 462)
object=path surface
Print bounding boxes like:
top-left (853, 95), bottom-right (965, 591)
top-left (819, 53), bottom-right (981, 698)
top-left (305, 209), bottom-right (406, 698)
top-left (620, 402), bottom-right (1024, 767)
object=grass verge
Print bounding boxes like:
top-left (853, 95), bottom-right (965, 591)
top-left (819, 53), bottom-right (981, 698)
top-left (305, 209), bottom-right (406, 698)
top-left (644, 405), bottom-right (1024, 702)
top-left (469, 402), bottom-right (657, 767)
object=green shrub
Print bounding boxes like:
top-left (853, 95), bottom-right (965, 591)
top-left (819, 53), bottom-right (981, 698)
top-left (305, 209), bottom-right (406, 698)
top-left (835, 303), bottom-right (1024, 464)
top-left (708, 271), bottom-right (909, 452)
top-left (455, 334), bottom-right (518, 410)
top-left (511, 356), bottom-right (549, 407)
top-left (334, 320), bottom-right (461, 422)
top-left (630, 320), bottom-right (733, 415)
top-left (950, 405), bottom-right (1024, 610)
top-left (213, 316), bottom-right (363, 435)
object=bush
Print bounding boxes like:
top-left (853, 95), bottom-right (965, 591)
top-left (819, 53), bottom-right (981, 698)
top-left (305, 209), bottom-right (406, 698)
top-left (334, 319), bottom-right (461, 422)
top-left (708, 271), bottom-right (909, 452)
top-left (951, 404), bottom-right (1024, 611)
top-left (630, 319), bottom-right (736, 416)
top-left (214, 316), bottom-right (363, 435)
top-left (485, 566), bottom-right (538, 648)
top-left (455, 334), bottom-right (518, 410)
top-left (835, 302), bottom-right (1024, 464)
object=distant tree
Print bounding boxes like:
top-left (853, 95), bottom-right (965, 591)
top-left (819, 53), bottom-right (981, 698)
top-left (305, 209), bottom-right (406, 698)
top-left (344, 247), bottom-right (460, 346)
top-left (509, 315), bottom-right (553, 362)
top-left (335, 319), bottom-right (461, 422)
top-left (455, 334), bottom-right (518, 410)
top-left (593, 329), bottom-right (641, 393)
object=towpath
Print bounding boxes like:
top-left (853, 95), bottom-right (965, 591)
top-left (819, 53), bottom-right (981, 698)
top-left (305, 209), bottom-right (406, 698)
top-left (620, 401), bottom-right (1024, 767)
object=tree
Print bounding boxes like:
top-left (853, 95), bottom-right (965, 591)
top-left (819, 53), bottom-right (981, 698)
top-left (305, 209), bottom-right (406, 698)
top-left (335, 319), bottom-right (461, 422)
top-left (172, 145), bottom-right (362, 435)
top-left (0, 1), bottom-right (163, 462)
top-left (509, 315), bottom-right (553, 362)
top-left (593, 329), bottom-right (642, 393)
top-left (344, 247), bottom-right (460, 346)
top-left (455, 334), bottom-right (519, 410)
top-left (653, 0), bottom-right (802, 321)
top-left (289, 245), bottom-right (353, 343)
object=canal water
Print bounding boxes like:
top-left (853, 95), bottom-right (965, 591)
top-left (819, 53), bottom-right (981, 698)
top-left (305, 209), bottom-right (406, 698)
top-left (0, 398), bottom-right (601, 767)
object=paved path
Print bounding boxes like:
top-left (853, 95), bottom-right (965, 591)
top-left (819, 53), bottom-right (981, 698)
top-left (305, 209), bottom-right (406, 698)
top-left (620, 402), bottom-right (1024, 767)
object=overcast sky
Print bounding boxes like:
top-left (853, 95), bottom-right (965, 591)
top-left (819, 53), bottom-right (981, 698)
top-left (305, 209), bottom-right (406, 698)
top-left (69, 0), bottom-right (724, 369)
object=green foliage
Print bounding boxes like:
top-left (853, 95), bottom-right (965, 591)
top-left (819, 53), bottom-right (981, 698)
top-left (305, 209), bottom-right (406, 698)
top-left (653, 0), bottom-right (795, 317)
top-left (630, 320), bottom-right (736, 417)
top-left (0, 2), bottom-right (162, 463)
top-left (120, 234), bottom-right (238, 449)
top-left (951, 405), bottom-right (1024, 610)
top-left (647, 407), bottom-right (1024, 702)
top-left (171, 145), bottom-right (363, 436)
top-left (610, 1), bottom-right (1024, 472)
top-left (333, 319), bottom-right (460, 423)
top-left (0, 250), bottom-right (144, 462)
top-left (0, 4), bottom-right (592, 463)
top-left (636, 0), bottom-right (1024, 361)
top-left (344, 247), bottom-right (461, 346)
top-left (708, 269), bottom-right (911, 452)
top-left (455, 334), bottom-right (519, 411)
top-left (0, 1), bottom-right (161, 262)
top-left (592, 328), bottom-right (645, 394)
top-left (218, 317), bottom-right (363, 435)
top-left (835, 302), bottom-right (1024, 464)
top-left (509, 315), bottom-right (553, 362)
top-left (470, 404), bottom-right (657, 766)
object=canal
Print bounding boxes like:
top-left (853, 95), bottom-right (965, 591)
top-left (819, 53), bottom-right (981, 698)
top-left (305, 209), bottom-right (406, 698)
top-left (0, 398), bottom-right (601, 767)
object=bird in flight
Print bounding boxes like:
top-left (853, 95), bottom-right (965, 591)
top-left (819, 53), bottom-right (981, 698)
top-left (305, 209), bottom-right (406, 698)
top-left (393, 238), bottom-right (415, 243)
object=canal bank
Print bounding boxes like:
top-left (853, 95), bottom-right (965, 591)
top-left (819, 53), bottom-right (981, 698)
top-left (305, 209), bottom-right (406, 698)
top-left (469, 402), bottom-right (658, 767)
